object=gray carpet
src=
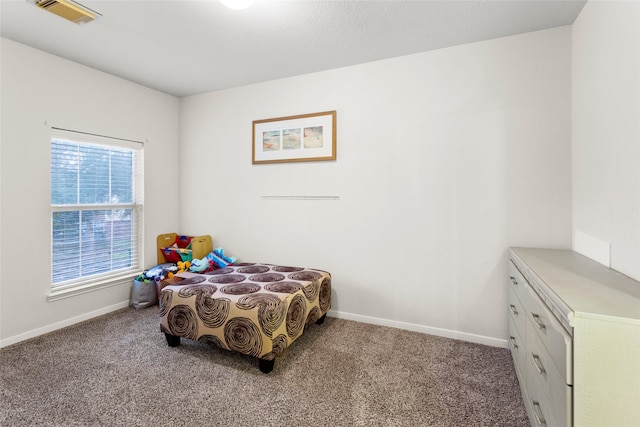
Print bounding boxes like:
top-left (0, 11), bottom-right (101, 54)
top-left (1, 307), bottom-right (529, 426)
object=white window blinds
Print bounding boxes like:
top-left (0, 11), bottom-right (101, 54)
top-left (50, 129), bottom-right (144, 289)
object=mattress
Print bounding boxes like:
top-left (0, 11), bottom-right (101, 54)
top-left (160, 263), bottom-right (331, 362)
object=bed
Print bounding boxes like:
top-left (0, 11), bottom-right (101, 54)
top-left (159, 263), bottom-right (331, 373)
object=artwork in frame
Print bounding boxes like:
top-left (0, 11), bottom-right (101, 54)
top-left (252, 111), bottom-right (336, 164)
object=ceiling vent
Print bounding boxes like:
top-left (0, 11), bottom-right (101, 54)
top-left (30, 0), bottom-right (100, 24)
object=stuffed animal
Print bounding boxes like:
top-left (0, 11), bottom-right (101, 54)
top-left (188, 248), bottom-right (238, 273)
top-left (206, 247), bottom-right (238, 269)
top-left (176, 260), bottom-right (191, 274)
top-left (189, 258), bottom-right (210, 273)
top-left (214, 247), bottom-right (237, 264)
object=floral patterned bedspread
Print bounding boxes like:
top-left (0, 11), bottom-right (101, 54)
top-left (160, 263), bottom-right (331, 361)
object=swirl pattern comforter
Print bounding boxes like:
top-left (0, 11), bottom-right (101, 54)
top-left (160, 263), bottom-right (331, 363)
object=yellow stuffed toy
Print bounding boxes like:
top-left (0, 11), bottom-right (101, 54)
top-left (176, 260), bottom-right (191, 274)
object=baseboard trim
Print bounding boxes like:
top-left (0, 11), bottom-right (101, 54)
top-left (0, 300), bottom-right (131, 348)
top-left (327, 309), bottom-right (508, 348)
top-left (2, 304), bottom-right (507, 349)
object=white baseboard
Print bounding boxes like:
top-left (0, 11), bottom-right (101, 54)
top-left (327, 309), bottom-right (508, 348)
top-left (1, 303), bottom-right (507, 349)
top-left (0, 300), bottom-right (131, 348)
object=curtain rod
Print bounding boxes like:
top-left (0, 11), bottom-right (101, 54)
top-left (261, 196), bottom-right (340, 201)
top-left (50, 125), bottom-right (144, 146)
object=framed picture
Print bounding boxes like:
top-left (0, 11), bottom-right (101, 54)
top-left (252, 111), bottom-right (336, 164)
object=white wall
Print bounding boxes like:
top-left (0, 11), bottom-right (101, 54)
top-left (0, 38), bottom-right (180, 346)
top-left (572, 0), bottom-right (640, 280)
top-left (179, 27), bottom-right (573, 346)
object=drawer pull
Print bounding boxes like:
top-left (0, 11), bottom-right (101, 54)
top-left (531, 353), bottom-right (546, 375)
top-left (509, 276), bottom-right (518, 286)
top-left (509, 336), bottom-right (518, 349)
top-left (509, 304), bottom-right (518, 315)
top-left (531, 313), bottom-right (546, 330)
top-left (532, 400), bottom-right (547, 426)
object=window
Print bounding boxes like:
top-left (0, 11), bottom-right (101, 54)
top-left (50, 129), bottom-right (143, 291)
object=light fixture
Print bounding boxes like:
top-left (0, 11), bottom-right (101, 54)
top-left (220, 0), bottom-right (253, 10)
top-left (28, 0), bottom-right (101, 24)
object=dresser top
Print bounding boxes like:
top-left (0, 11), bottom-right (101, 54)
top-left (510, 247), bottom-right (640, 322)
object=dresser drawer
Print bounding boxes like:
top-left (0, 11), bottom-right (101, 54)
top-left (508, 314), bottom-right (526, 381)
top-left (523, 284), bottom-right (573, 384)
top-left (527, 320), bottom-right (572, 427)
top-left (508, 285), bottom-right (527, 338)
top-left (508, 261), bottom-right (528, 303)
top-left (525, 373), bottom-right (559, 427)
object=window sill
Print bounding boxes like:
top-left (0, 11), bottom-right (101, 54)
top-left (47, 274), bottom-right (136, 302)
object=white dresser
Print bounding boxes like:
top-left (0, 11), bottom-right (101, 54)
top-left (508, 247), bottom-right (640, 427)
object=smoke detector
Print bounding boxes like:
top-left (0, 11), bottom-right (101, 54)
top-left (28, 0), bottom-right (101, 24)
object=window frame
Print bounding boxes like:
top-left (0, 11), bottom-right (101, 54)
top-left (48, 128), bottom-right (144, 300)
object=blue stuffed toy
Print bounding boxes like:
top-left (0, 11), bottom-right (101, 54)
top-left (189, 258), bottom-right (211, 273)
top-left (188, 247), bottom-right (238, 272)
top-left (210, 247), bottom-right (237, 267)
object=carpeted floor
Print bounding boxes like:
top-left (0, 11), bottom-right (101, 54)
top-left (0, 307), bottom-right (529, 426)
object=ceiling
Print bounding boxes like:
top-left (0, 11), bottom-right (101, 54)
top-left (0, 0), bottom-right (586, 98)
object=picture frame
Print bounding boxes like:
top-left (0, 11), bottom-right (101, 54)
top-left (252, 110), bottom-right (336, 164)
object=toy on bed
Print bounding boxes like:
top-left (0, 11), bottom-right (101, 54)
top-left (189, 258), bottom-right (210, 273)
top-left (189, 247), bottom-right (238, 273)
top-left (160, 262), bottom-right (331, 373)
top-left (176, 260), bottom-right (191, 274)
